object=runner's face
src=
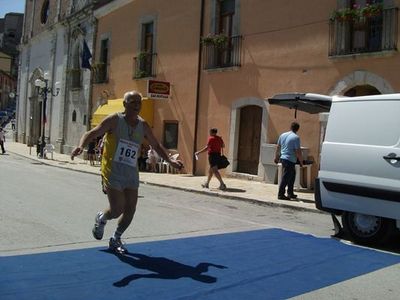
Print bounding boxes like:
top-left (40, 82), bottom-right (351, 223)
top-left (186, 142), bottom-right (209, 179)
top-left (125, 98), bottom-right (142, 115)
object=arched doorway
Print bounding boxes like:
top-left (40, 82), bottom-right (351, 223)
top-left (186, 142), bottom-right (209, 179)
top-left (330, 70), bottom-right (394, 96)
top-left (344, 85), bottom-right (381, 96)
top-left (237, 105), bottom-right (262, 175)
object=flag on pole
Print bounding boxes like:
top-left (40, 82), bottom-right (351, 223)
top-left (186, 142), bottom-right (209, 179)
top-left (81, 40), bottom-right (92, 69)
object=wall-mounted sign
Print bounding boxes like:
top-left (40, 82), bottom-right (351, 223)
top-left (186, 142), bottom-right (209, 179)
top-left (147, 80), bottom-right (170, 100)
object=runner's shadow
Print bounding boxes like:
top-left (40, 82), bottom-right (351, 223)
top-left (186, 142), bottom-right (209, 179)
top-left (101, 250), bottom-right (227, 287)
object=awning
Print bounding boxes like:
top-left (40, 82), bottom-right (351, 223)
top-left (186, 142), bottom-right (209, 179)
top-left (91, 98), bottom-right (153, 128)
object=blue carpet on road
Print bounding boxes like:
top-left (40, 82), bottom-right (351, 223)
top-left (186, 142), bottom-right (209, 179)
top-left (1, 228), bottom-right (400, 300)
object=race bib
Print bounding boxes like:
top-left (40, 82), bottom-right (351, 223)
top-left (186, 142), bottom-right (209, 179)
top-left (114, 139), bottom-right (139, 167)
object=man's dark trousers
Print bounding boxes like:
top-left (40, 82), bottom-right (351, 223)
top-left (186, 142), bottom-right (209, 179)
top-left (278, 159), bottom-right (296, 197)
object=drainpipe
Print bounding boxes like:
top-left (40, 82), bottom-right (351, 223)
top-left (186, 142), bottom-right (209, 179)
top-left (192, 0), bottom-right (205, 175)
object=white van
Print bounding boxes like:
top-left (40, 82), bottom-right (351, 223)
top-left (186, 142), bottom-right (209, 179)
top-left (268, 93), bottom-right (400, 244)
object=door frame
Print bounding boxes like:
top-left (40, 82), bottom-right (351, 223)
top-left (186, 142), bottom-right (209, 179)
top-left (228, 97), bottom-right (269, 178)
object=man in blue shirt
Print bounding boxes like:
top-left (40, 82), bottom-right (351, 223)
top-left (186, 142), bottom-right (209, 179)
top-left (274, 122), bottom-right (303, 200)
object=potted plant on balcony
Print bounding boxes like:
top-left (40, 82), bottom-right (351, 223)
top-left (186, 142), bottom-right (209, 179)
top-left (360, 3), bottom-right (383, 17)
top-left (201, 34), bottom-right (229, 48)
top-left (331, 3), bottom-right (383, 22)
top-left (135, 70), bottom-right (148, 79)
top-left (91, 62), bottom-right (107, 83)
top-left (137, 51), bottom-right (148, 61)
top-left (91, 62), bottom-right (106, 72)
top-left (331, 6), bottom-right (361, 22)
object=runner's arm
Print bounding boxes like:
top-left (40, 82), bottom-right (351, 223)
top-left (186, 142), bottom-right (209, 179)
top-left (143, 121), bottom-right (183, 170)
top-left (71, 114), bottom-right (118, 159)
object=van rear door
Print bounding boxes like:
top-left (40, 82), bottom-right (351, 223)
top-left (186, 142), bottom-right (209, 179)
top-left (267, 93), bottom-right (332, 117)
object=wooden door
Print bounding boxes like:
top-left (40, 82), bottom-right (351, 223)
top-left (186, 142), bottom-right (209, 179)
top-left (237, 105), bottom-right (262, 175)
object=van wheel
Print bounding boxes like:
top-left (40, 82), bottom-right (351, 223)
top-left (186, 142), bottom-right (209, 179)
top-left (341, 212), bottom-right (395, 245)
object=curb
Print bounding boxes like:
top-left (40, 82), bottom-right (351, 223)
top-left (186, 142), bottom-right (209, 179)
top-left (141, 181), bottom-right (323, 214)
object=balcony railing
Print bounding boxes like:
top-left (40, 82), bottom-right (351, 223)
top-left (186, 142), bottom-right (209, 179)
top-left (133, 52), bottom-right (157, 79)
top-left (329, 7), bottom-right (398, 56)
top-left (68, 68), bottom-right (81, 89)
top-left (70, 0), bottom-right (93, 14)
top-left (92, 63), bottom-right (107, 84)
top-left (202, 35), bottom-right (242, 70)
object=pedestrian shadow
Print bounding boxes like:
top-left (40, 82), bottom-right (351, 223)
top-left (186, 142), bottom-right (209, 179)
top-left (101, 250), bottom-right (227, 287)
top-left (209, 187), bottom-right (246, 193)
top-left (224, 188), bottom-right (246, 193)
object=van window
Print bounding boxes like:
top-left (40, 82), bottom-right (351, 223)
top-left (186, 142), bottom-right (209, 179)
top-left (326, 100), bottom-right (400, 146)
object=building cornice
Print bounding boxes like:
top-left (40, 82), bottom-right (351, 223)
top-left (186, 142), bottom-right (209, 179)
top-left (94, 0), bottom-right (134, 18)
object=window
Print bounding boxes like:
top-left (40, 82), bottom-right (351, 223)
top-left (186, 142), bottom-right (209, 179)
top-left (218, 0), bottom-right (235, 36)
top-left (94, 38), bottom-right (109, 83)
top-left (349, 0), bottom-right (383, 52)
top-left (328, 0), bottom-right (397, 56)
top-left (72, 110), bottom-right (77, 122)
top-left (326, 100), bottom-right (400, 146)
top-left (7, 31), bottom-right (16, 38)
top-left (134, 22), bottom-right (156, 78)
top-left (70, 40), bottom-right (81, 88)
top-left (163, 122), bottom-right (178, 149)
top-left (142, 22), bottom-right (154, 53)
top-left (41, 0), bottom-right (50, 24)
top-left (203, 0), bottom-right (242, 69)
top-left (83, 114), bottom-right (87, 125)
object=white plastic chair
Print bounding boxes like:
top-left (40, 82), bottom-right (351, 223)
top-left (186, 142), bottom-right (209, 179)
top-left (164, 153), bottom-right (180, 173)
top-left (44, 144), bottom-right (55, 160)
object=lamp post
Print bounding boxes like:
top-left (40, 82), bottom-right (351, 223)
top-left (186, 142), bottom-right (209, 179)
top-left (34, 72), bottom-right (60, 158)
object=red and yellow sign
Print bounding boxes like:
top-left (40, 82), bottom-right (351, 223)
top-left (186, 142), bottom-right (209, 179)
top-left (147, 79), bottom-right (170, 100)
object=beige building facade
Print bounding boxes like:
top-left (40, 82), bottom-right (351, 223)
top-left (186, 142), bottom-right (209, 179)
top-left (91, 0), bottom-right (399, 186)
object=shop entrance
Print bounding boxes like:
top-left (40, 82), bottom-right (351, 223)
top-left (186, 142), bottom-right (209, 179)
top-left (237, 105), bottom-right (262, 175)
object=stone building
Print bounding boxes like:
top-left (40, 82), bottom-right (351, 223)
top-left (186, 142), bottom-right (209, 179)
top-left (16, 0), bottom-right (109, 152)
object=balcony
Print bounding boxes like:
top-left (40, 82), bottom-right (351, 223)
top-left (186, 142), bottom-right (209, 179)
top-left (202, 35), bottom-right (242, 70)
top-left (133, 52), bottom-right (157, 79)
top-left (92, 63), bottom-right (107, 84)
top-left (70, 0), bottom-right (93, 15)
top-left (329, 7), bottom-right (398, 56)
top-left (68, 68), bottom-right (81, 89)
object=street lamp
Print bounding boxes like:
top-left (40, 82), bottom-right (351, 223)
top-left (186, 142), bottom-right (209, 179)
top-left (34, 72), bottom-right (60, 158)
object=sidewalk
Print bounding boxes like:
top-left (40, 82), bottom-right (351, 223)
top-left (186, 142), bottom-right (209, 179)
top-left (5, 141), bottom-right (318, 212)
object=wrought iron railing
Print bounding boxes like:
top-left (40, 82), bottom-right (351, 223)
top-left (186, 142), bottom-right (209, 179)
top-left (329, 7), bottom-right (398, 56)
top-left (69, 68), bottom-right (81, 88)
top-left (92, 63), bottom-right (107, 84)
top-left (70, 0), bottom-right (93, 14)
top-left (202, 35), bottom-right (242, 70)
top-left (133, 52), bottom-right (157, 79)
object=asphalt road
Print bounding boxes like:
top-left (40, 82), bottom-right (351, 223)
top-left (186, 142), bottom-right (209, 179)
top-left (0, 153), bottom-right (332, 255)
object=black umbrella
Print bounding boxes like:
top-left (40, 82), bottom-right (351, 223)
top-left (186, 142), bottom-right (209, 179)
top-left (267, 93), bottom-right (332, 118)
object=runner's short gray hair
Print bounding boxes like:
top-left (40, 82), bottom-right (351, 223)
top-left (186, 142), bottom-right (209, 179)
top-left (123, 91), bottom-right (142, 103)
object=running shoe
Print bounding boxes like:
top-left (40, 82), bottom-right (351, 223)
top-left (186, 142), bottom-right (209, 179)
top-left (92, 212), bottom-right (107, 240)
top-left (201, 182), bottom-right (209, 188)
top-left (109, 237), bottom-right (128, 254)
